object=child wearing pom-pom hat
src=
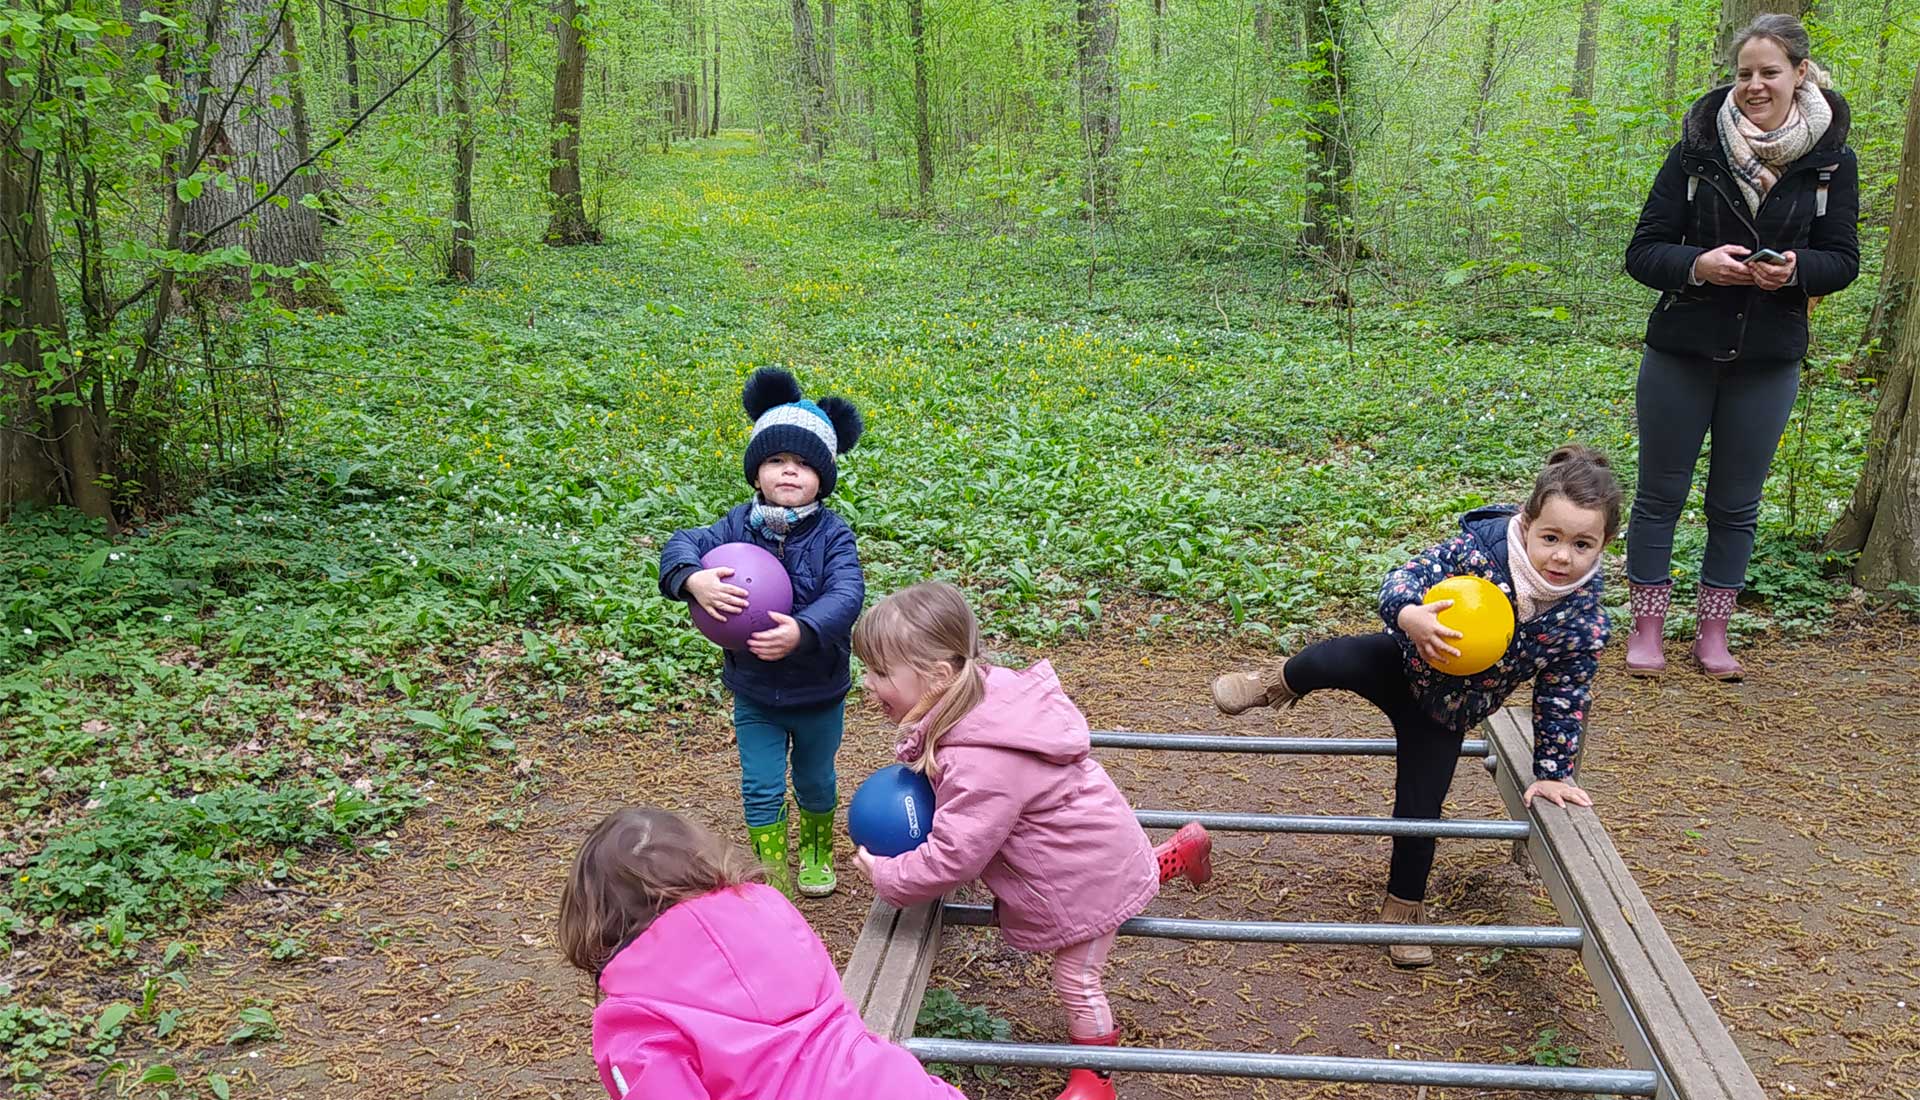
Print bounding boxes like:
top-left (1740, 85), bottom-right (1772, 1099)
top-left (658, 368), bottom-right (866, 899)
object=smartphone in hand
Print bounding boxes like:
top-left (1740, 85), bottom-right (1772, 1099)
top-left (1746, 248), bottom-right (1788, 265)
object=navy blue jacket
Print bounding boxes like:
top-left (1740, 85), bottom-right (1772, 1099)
top-left (1378, 506), bottom-right (1609, 781)
top-left (659, 504), bottom-right (865, 709)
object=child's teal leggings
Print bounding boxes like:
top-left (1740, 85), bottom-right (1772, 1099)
top-left (733, 696), bottom-right (844, 827)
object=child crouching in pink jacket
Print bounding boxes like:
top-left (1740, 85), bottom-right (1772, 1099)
top-left (851, 581), bottom-right (1213, 1100)
top-left (558, 806), bottom-right (966, 1100)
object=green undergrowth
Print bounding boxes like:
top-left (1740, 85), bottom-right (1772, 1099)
top-left (1, 141), bottom-right (1877, 1002)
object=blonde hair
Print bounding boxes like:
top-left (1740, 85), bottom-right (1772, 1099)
top-left (556, 806), bottom-right (764, 979)
top-left (852, 581), bottom-right (988, 777)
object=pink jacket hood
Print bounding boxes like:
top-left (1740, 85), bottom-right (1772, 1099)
top-left (924, 660), bottom-right (1095, 763)
top-left (590, 884), bottom-right (965, 1099)
top-left (874, 662), bottom-right (1158, 952)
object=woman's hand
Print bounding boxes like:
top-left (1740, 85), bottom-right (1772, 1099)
top-left (1398, 601), bottom-right (1464, 665)
top-left (1691, 244), bottom-right (1757, 286)
top-left (684, 567), bottom-right (749, 620)
top-left (1522, 779), bottom-right (1593, 809)
top-left (1748, 250), bottom-right (1797, 292)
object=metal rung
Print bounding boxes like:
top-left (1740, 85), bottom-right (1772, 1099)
top-left (904, 1038), bottom-right (1657, 1095)
top-left (1092, 730), bottom-right (1490, 757)
top-left (1136, 809), bottom-right (1530, 840)
top-left (941, 903), bottom-right (1582, 948)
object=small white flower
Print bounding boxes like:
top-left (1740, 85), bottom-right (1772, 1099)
top-left (21, 627), bottom-right (31, 635)
top-left (109, 552), bottom-right (122, 562)
top-left (162, 614), bottom-right (173, 623)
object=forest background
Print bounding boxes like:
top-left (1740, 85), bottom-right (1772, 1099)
top-left (3, 0), bottom-right (1918, 1094)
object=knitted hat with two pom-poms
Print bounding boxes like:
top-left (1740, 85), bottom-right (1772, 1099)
top-left (740, 367), bottom-right (864, 498)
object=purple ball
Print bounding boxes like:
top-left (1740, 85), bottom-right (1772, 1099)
top-left (689, 542), bottom-right (794, 651)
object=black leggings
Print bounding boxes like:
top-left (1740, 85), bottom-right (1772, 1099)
top-left (1286, 632), bottom-right (1465, 903)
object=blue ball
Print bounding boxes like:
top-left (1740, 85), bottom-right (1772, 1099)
top-left (847, 764), bottom-right (937, 857)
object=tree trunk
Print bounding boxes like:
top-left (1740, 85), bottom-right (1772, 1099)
top-left (545, 0), bottom-right (599, 244)
top-left (2, 81), bottom-right (67, 513)
top-left (909, 0), bottom-right (933, 204)
top-left (343, 10), bottom-right (361, 113)
top-left (1716, 0), bottom-right (1807, 79)
top-left (711, 12), bottom-right (722, 136)
top-left (1076, 0), bottom-right (1119, 221)
top-left (696, 0), bottom-right (709, 138)
top-left (1663, 19), bottom-right (1680, 110)
top-left (497, 0), bottom-right (515, 118)
top-left (448, 0), bottom-right (476, 281)
top-left (1869, 0), bottom-right (1894, 107)
top-left (855, 0), bottom-right (872, 120)
top-left (1569, 0), bottom-right (1600, 132)
top-left (184, 0), bottom-right (335, 306)
top-left (1, 75), bottom-right (109, 519)
top-left (1152, 0), bottom-right (1166, 62)
top-left (1301, 0), bottom-right (1352, 255)
top-left (821, 0), bottom-right (837, 112)
top-left (1468, 0), bottom-right (1500, 160)
top-left (1826, 63), bottom-right (1920, 589)
top-left (658, 79), bottom-right (672, 150)
top-left (792, 0), bottom-right (829, 158)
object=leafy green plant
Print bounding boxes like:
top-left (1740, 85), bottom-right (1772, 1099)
top-left (225, 1005), bottom-right (281, 1046)
top-left (0, 997), bottom-right (79, 1088)
top-left (1506, 1027), bottom-right (1580, 1067)
top-left (914, 988), bottom-right (1013, 1085)
top-left (247, 929), bottom-right (310, 961)
top-left (1882, 582), bottom-right (1920, 617)
top-left (405, 692), bottom-right (510, 764)
top-left (86, 1001), bottom-right (134, 1058)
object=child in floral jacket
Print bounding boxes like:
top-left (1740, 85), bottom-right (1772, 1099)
top-left (1208, 445), bottom-right (1620, 967)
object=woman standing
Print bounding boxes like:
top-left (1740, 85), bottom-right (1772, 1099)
top-left (1622, 13), bottom-right (1859, 681)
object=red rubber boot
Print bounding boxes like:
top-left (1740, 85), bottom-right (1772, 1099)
top-left (1054, 1029), bottom-right (1121, 1100)
top-left (1154, 822), bottom-right (1213, 887)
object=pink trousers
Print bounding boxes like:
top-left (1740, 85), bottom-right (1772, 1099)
top-left (1049, 930), bottom-right (1120, 1038)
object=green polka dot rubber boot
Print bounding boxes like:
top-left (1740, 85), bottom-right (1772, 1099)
top-left (797, 806), bottom-right (838, 898)
top-left (748, 811), bottom-right (793, 899)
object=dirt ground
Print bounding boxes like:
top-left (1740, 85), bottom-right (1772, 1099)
top-left (49, 612), bottom-right (1920, 1100)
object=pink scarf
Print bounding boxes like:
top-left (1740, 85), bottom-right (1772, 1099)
top-left (1506, 513), bottom-right (1599, 622)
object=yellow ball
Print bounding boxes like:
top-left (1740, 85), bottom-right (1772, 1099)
top-left (1421, 575), bottom-right (1515, 676)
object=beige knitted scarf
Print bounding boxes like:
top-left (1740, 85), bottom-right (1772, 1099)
top-left (1719, 72), bottom-right (1831, 215)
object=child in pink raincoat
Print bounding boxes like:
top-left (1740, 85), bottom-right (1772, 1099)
top-left (850, 581), bottom-right (1213, 1100)
top-left (558, 806), bottom-right (966, 1100)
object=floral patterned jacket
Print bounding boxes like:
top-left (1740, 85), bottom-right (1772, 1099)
top-left (1377, 505), bottom-right (1608, 781)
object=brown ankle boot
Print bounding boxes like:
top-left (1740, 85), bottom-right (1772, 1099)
top-left (1380, 893), bottom-right (1433, 968)
top-left (1210, 661), bottom-right (1297, 715)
